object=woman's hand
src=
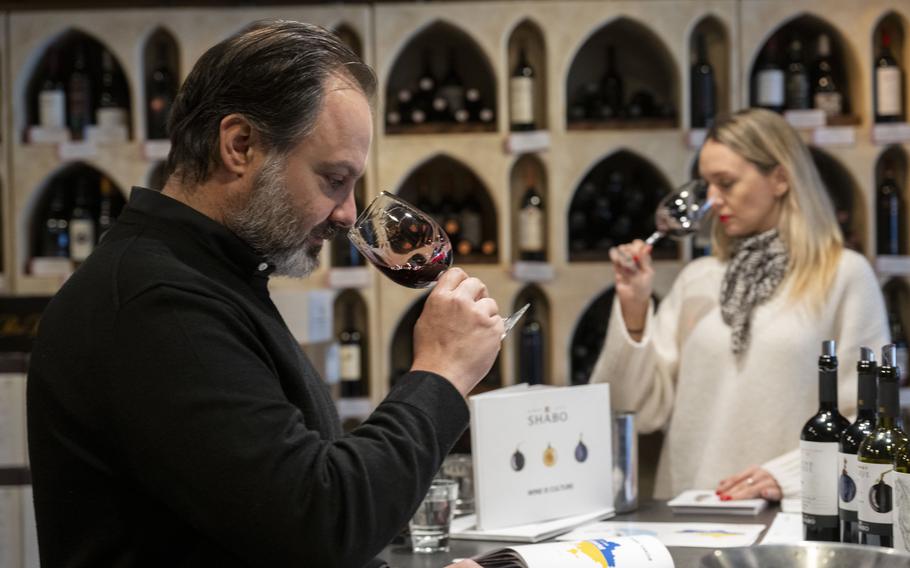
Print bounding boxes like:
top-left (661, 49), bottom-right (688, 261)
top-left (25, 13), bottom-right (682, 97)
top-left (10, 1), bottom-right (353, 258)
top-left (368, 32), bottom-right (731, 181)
top-left (716, 466), bottom-right (782, 501)
top-left (609, 240), bottom-right (654, 335)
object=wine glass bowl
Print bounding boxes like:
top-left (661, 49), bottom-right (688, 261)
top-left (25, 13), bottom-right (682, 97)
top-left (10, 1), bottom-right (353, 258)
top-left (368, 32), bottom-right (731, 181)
top-left (349, 191), bottom-right (453, 289)
top-left (349, 191), bottom-right (529, 338)
top-left (645, 178), bottom-right (713, 245)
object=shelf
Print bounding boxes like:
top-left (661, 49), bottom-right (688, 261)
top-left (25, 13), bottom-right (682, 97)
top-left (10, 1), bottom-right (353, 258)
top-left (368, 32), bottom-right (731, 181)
top-left (385, 122), bottom-right (496, 135)
top-left (567, 119), bottom-right (677, 131)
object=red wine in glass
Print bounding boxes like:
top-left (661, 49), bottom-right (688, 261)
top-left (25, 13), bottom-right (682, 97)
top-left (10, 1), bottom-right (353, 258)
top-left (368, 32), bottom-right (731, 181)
top-left (375, 246), bottom-right (454, 288)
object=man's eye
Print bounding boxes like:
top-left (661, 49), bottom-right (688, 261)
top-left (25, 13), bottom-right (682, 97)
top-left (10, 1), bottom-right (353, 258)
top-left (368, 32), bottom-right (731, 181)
top-left (328, 176), bottom-right (346, 189)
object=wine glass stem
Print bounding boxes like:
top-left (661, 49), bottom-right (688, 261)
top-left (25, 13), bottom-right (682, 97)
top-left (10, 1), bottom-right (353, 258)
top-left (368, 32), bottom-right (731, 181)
top-left (644, 231), bottom-right (662, 246)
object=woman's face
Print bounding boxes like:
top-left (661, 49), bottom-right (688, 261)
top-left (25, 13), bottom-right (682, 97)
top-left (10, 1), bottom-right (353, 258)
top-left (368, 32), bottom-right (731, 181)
top-left (698, 139), bottom-right (788, 238)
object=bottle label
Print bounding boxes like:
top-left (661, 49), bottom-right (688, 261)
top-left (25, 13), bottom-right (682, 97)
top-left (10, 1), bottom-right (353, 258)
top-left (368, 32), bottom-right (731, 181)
top-left (814, 92), bottom-right (843, 117)
top-left (756, 69), bottom-right (785, 107)
top-left (838, 452), bottom-right (860, 516)
top-left (877, 67), bottom-right (902, 117)
top-left (510, 76), bottom-right (534, 125)
top-left (801, 440), bottom-right (839, 516)
top-left (858, 461), bottom-right (895, 527)
top-left (97, 107), bottom-right (128, 129)
top-left (339, 343), bottom-right (361, 382)
top-left (69, 219), bottom-right (95, 261)
top-left (896, 472), bottom-right (910, 552)
top-left (39, 90), bottom-right (66, 129)
top-left (519, 205), bottom-right (544, 252)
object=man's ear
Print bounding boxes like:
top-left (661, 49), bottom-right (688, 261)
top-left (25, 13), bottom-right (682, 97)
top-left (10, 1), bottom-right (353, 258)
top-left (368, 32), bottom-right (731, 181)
top-left (772, 165), bottom-right (789, 198)
top-left (218, 114), bottom-right (256, 178)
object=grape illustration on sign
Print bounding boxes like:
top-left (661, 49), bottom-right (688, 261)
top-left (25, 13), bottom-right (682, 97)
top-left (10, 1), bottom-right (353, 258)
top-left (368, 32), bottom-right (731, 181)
top-left (575, 434), bottom-right (589, 462)
top-left (511, 444), bottom-right (525, 471)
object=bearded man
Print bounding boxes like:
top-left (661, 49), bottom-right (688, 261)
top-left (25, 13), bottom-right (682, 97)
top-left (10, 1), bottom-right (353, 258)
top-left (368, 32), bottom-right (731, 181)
top-left (27, 20), bottom-right (503, 568)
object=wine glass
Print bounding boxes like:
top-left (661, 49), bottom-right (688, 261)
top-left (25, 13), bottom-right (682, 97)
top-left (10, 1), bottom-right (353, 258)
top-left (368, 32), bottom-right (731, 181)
top-left (644, 178), bottom-right (713, 246)
top-left (349, 191), bottom-right (529, 337)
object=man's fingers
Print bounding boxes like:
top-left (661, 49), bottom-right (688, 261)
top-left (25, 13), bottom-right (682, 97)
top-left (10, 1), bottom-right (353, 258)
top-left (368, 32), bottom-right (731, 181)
top-left (475, 297), bottom-right (500, 319)
top-left (434, 266), bottom-right (468, 292)
top-left (452, 276), bottom-right (488, 302)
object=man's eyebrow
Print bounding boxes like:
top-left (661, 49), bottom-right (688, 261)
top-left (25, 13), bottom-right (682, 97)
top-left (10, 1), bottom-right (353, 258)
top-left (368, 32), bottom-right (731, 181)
top-left (317, 161), bottom-right (363, 179)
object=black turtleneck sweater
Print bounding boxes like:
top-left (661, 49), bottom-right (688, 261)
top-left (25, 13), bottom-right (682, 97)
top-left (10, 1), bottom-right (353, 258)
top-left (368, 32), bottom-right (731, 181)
top-left (27, 187), bottom-right (469, 567)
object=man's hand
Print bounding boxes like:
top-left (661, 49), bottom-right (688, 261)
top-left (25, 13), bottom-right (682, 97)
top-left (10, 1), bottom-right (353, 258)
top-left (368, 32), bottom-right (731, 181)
top-left (411, 268), bottom-right (504, 397)
top-left (716, 466), bottom-right (782, 501)
top-left (444, 560), bottom-right (482, 568)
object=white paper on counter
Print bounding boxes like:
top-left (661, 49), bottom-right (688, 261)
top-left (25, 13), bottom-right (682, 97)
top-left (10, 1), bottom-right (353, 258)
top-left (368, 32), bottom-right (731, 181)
top-left (759, 512), bottom-right (804, 545)
top-left (557, 520), bottom-right (766, 548)
top-left (474, 535), bottom-right (673, 568)
top-left (667, 490), bottom-right (767, 515)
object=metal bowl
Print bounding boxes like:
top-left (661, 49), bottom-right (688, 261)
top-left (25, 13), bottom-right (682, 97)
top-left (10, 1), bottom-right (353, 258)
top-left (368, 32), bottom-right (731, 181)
top-left (699, 543), bottom-right (910, 568)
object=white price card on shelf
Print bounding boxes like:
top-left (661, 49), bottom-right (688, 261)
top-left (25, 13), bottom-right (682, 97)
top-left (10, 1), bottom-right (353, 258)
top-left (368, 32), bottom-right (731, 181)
top-left (27, 126), bottom-right (69, 144)
top-left (336, 397), bottom-right (372, 421)
top-left (876, 255), bottom-right (910, 276)
top-left (811, 126), bottom-right (856, 147)
top-left (873, 123), bottom-right (910, 145)
top-left (270, 288), bottom-right (333, 343)
top-left (57, 141), bottom-right (98, 161)
top-left (686, 129), bottom-right (707, 149)
top-left (86, 125), bottom-right (128, 145)
top-left (512, 261), bottom-right (555, 283)
top-left (504, 130), bottom-right (551, 154)
top-left (143, 140), bottom-right (171, 161)
top-left (326, 267), bottom-right (372, 289)
top-left (784, 109), bottom-right (826, 130)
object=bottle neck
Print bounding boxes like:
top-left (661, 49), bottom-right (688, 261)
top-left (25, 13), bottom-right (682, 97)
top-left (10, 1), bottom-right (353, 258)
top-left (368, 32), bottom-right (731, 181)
top-left (877, 371), bottom-right (901, 426)
top-left (818, 367), bottom-right (838, 409)
top-left (857, 364), bottom-right (878, 412)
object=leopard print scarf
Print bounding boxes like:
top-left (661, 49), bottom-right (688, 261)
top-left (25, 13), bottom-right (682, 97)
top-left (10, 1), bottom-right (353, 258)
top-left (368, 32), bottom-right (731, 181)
top-left (719, 229), bottom-right (789, 356)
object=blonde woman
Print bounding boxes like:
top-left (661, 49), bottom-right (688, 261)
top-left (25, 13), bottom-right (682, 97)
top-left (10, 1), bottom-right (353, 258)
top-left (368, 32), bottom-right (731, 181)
top-left (590, 108), bottom-right (889, 501)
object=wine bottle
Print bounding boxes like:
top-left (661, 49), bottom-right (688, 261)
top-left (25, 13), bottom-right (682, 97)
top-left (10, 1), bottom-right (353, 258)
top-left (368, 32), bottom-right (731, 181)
top-left (457, 193), bottom-right (482, 257)
top-left (838, 347), bottom-right (878, 544)
top-left (97, 176), bottom-right (116, 241)
top-left (518, 168), bottom-right (545, 262)
top-left (800, 340), bottom-right (850, 542)
top-left (690, 33), bottom-right (716, 129)
top-left (812, 34), bottom-right (843, 117)
top-left (38, 48), bottom-right (66, 129)
top-left (785, 39), bottom-right (811, 110)
top-left (69, 179), bottom-right (96, 263)
top-left (338, 302), bottom-right (365, 398)
top-left (510, 43), bottom-right (535, 131)
top-left (411, 50), bottom-right (436, 126)
top-left (894, 433), bottom-right (910, 552)
top-left (883, 281), bottom-right (910, 386)
top-left (97, 49), bottom-right (128, 130)
top-left (438, 49), bottom-right (465, 121)
top-left (67, 45), bottom-right (93, 140)
top-left (875, 30), bottom-right (904, 123)
top-left (857, 344), bottom-right (909, 547)
top-left (876, 162), bottom-right (905, 256)
top-left (755, 37), bottom-right (785, 113)
top-left (599, 45), bottom-right (623, 120)
top-left (41, 188), bottom-right (69, 258)
top-left (145, 40), bottom-right (177, 140)
top-left (518, 302), bottom-right (544, 385)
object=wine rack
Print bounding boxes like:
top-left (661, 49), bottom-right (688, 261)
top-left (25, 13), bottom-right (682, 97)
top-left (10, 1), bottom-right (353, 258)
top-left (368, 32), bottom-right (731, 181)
top-left (565, 17), bottom-right (679, 130)
top-left (0, 0), bottom-right (905, 408)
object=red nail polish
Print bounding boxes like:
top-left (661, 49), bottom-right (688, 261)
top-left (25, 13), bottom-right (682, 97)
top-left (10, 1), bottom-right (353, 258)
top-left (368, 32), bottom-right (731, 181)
top-left (720, 495), bottom-right (731, 501)
top-left (715, 490), bottom-right (722, 496)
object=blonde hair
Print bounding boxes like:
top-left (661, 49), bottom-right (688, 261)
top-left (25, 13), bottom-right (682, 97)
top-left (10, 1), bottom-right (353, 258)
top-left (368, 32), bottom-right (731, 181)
top-left (705, 108), bottom-right (843, 304)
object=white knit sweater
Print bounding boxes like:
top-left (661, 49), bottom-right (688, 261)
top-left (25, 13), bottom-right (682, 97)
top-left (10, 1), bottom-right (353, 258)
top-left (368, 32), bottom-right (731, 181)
top-left (589, 250), bottom-right (889, 499)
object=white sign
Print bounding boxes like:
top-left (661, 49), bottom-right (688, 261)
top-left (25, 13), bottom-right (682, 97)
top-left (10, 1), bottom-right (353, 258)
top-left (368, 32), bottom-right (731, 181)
top-left (470, 383), bottom-right (613, 530)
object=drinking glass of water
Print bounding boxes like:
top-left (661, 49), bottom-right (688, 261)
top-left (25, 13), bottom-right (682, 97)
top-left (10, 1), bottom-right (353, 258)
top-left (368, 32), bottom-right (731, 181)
top-left (409, 477), bottom-right (459, 553)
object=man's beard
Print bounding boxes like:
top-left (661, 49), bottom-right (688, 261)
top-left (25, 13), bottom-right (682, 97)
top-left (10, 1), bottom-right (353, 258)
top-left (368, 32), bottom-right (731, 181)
top-left (224, 154), bottom-right (338, 278)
